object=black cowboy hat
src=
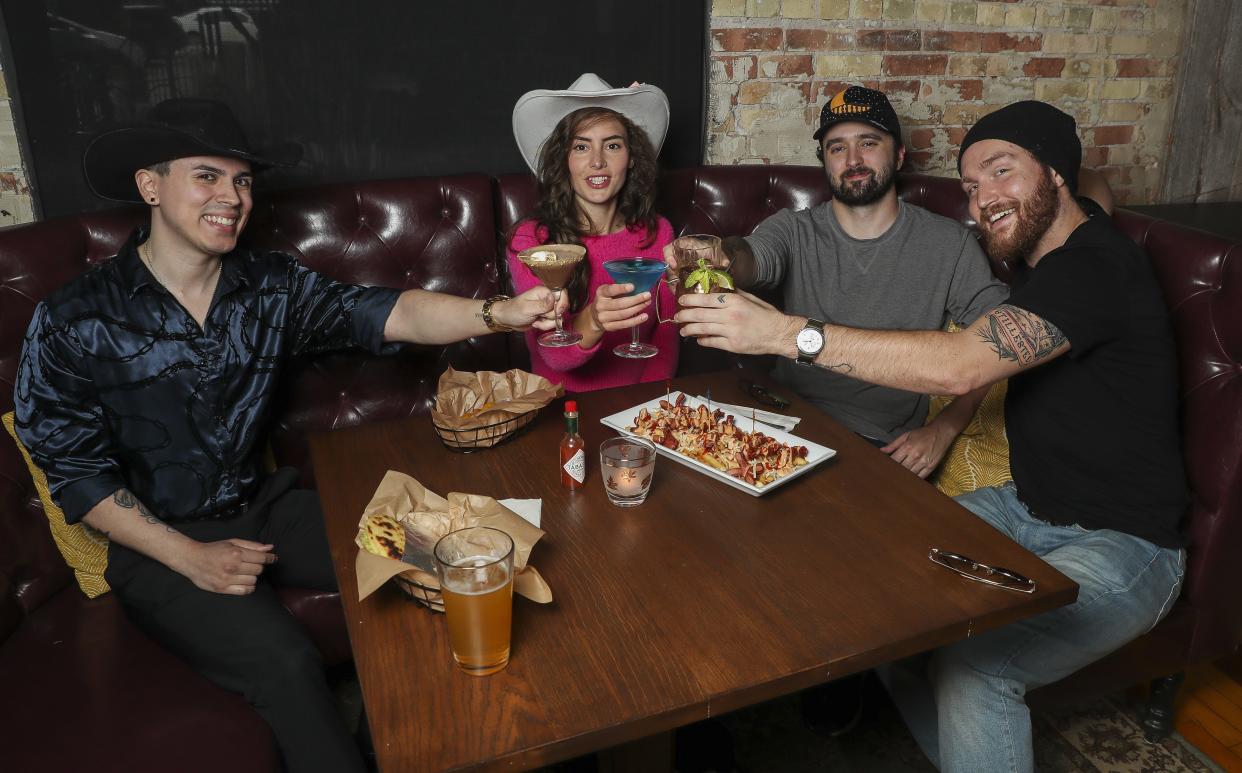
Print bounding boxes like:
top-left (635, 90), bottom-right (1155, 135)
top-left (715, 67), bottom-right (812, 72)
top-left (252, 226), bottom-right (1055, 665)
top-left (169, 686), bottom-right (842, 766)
top-left (82, 98), bottom-right (301, 202)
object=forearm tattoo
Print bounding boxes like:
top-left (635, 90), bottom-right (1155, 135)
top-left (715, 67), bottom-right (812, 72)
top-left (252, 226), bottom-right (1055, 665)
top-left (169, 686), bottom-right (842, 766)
top-left (114, 488), bottom-right (176, 532)
top-left (975, 305), bottom-right (1067, 365)
top-left (816, 359), bottom-right (855, 374)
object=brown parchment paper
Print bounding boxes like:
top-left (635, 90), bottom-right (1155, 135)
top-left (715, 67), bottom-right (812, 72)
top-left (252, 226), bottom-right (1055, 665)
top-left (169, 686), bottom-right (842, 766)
top-left (431, 366), bottom-right (562, 436)
top-left (354, 470), bottom-right (552, 605)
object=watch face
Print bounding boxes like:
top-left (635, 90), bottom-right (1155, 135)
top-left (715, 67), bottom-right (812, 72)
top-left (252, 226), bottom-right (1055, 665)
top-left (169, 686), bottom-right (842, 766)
top-left (797, 327), bottom-right (824, 354)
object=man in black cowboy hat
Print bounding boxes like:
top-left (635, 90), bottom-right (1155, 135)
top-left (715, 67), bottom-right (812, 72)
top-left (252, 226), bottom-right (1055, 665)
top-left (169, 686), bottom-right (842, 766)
top-left (13, 99), bottom-right (558, 773)
top-left (677, 100), bottom-right (1186, 772)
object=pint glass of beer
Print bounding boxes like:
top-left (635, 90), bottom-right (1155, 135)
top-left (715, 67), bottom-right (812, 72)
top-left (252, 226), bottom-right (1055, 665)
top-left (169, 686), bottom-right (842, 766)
top-left (433, 526), bottom-right (515, 676)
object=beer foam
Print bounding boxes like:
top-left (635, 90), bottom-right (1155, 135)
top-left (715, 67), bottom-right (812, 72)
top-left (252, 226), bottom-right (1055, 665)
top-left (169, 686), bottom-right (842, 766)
top-left (441, 555), bottom-right (512, 594)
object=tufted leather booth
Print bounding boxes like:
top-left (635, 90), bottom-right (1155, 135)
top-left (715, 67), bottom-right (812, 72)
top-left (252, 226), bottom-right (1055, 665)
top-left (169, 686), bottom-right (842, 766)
top-left (1, 167), bottom-right (1238, 771)
top-left (247, 176), bottom-right (515, 487)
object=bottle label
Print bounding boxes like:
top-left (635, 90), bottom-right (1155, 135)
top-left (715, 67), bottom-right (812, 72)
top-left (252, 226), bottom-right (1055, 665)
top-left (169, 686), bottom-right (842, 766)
top-left (563, 448), bottom-right (586, 483)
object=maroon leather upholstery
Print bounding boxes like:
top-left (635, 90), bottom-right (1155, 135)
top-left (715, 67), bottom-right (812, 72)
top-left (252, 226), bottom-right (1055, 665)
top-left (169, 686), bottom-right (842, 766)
top-left (1, 166), bottom-right (1238, 770)
top-left (247, 175), bottom-right (514, 486)
top-left (497, 165), bottom-right (970, 245)
top-left (1114, 211), bottom-right (1242, 658)
top-left (0, 588), bottom-right (279, 773)
top-left (497, 166), bottom-right (972, 238)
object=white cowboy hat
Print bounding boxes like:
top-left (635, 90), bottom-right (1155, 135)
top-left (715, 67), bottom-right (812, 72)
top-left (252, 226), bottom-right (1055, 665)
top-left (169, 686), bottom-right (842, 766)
top-left (512, 73), bottom-right (670, 174)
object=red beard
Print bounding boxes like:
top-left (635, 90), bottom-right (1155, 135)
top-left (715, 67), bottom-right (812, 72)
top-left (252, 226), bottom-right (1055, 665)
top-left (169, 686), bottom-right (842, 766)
top-left (979, 167), bottom-right (1059, 265)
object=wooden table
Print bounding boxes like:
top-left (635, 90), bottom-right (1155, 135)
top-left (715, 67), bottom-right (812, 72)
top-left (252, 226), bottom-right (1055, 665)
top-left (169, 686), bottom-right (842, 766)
top-left (309, 372), bottom-right (1078, 772)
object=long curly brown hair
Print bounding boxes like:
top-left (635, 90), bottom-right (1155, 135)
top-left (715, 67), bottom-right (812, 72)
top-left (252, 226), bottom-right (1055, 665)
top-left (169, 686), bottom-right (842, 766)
top-left (527, 106), bottom-right (660, 312)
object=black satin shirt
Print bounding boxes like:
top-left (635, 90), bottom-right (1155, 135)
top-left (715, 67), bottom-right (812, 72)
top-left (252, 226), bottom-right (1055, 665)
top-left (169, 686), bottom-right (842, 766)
top-left (14, 229), bottom-right (400, 524)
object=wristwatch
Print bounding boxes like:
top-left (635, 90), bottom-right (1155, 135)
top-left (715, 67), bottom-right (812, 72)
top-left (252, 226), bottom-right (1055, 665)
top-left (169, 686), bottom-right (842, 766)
top-left (795, 318), bottom-right (826, 365)
top-left (481, 295), bottom-right (513, 332)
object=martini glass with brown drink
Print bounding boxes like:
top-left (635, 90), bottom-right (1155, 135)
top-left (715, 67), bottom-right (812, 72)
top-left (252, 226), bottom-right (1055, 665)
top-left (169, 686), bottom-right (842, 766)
top-left (518, 244), bottom-right (586, 347)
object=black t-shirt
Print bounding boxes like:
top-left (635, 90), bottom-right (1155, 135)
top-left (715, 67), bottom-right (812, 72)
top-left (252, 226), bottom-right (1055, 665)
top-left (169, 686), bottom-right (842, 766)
top-left (1005, 216), bottom-right (1187, 548)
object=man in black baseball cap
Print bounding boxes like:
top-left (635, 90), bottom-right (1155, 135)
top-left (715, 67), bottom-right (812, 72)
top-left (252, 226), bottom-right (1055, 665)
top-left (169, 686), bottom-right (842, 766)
top-left (16, 99), bottom-right (560, 772)
top-left (667, 84), bottom-right (1011, 737)
top-left (677, 98), bottom-right (1186, 773)
top-left (812, 85), bottom-right (904, 205)
top-left (667, 83), bottom-right (1006, 469)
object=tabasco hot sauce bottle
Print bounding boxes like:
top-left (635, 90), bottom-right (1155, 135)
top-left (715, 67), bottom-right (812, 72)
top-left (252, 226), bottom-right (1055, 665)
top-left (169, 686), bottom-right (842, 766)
top-left (560, 400), bottom-right (585, 490)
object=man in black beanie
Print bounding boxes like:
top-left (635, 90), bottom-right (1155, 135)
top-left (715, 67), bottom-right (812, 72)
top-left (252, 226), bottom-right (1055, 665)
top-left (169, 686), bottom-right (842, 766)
top-left (677, 100), bottom-right (1187, 772)
top-left (959, 100), bottom-right (1083, 265)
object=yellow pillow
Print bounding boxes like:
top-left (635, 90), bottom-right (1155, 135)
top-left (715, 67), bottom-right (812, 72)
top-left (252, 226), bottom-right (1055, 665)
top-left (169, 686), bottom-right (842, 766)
top-left (925, 321), bottom-right (1013, 498)
top-left (3, 411), bottom-right (110, 597)
top-left (927, 381), bottom-right (1012, 497)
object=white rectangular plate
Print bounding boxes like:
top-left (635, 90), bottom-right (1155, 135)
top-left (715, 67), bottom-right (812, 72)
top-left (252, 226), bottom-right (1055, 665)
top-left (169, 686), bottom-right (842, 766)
top-left (600, 394), bottom-right (837, 497)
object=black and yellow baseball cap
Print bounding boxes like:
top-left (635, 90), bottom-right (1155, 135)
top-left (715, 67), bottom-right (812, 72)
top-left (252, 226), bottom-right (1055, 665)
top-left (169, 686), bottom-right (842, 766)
top-left (812, 86), bottom-right (902, 144)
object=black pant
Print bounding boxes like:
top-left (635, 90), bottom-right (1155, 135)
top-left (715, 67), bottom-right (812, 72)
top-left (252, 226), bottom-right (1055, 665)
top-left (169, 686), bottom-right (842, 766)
top-left (105, 468), bottom-right (365, 773)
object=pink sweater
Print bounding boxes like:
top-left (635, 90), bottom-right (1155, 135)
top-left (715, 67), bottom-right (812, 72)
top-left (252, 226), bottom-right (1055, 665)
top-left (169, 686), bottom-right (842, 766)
top-left (508, 218), bottom-right (678, 393)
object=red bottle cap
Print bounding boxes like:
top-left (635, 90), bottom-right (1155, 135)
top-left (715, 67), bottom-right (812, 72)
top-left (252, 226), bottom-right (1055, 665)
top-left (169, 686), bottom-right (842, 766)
top-left (565, 400), bottom-right (577, 412)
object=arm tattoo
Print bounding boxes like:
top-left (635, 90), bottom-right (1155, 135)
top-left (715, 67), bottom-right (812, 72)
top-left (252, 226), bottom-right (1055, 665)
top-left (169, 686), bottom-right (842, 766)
top-left (817, 360), bottom-right (855, 374)
top-left (113, 488), bottom-right (176, 532)
top-left (975, 305), bottom-right (1067, 366)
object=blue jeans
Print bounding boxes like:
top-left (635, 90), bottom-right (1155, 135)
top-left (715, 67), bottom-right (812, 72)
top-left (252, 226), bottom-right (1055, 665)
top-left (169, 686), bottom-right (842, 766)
top-left (879, 483), bottom-right (1184, 773)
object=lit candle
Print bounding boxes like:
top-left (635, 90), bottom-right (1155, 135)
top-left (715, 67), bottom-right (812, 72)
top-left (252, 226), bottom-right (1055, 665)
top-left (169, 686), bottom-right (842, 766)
top-left (611, 467), bottom-right (644, 496)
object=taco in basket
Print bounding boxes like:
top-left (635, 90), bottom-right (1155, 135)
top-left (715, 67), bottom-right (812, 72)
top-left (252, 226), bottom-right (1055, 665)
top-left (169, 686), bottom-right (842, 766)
top-left (359, 513), bottom-right (405, 560)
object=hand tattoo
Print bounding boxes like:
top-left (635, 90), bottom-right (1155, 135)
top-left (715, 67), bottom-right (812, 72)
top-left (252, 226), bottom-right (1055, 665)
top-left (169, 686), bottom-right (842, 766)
top-left (975, 305), bottom-right (1067, 365)
top-left (113, 488), bottom-right (176, 532)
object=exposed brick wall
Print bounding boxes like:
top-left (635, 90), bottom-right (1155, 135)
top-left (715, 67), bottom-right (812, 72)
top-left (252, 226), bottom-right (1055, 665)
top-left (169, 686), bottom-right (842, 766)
top-left (0, 64), bottom-right (34, 228)
top-left (708, 0), bottom-right (1188, 205)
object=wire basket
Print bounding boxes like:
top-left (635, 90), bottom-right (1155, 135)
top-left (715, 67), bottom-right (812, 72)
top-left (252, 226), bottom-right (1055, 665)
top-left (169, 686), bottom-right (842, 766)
top-left (431, 408), bottom-right (538, 452)
top-left (393, 573), bottom-right (444, 613)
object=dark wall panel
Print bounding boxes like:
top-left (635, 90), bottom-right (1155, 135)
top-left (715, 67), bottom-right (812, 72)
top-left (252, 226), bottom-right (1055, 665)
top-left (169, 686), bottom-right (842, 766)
top-left (1, 0), bottom-right (708, 218)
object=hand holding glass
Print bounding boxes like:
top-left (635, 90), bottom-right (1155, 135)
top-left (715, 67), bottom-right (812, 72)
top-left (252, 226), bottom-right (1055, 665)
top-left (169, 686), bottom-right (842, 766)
top-left (669, 234), bottom-right (728, 300)
top-left (433, 526), bottom-right (515, 675)
top-left (518, 244), bottom-right (585, 347)
top-left (602, 258), bottom-right (668, 359)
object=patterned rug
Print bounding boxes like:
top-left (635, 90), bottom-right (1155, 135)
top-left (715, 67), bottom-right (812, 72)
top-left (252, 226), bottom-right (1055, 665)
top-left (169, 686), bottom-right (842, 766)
top-left (714, 685), bottom-right (1222, 773)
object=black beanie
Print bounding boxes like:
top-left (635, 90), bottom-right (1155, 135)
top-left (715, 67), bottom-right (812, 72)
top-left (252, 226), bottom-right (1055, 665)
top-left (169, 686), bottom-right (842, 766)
top-left (958, 101), bottom-right (1081, 193)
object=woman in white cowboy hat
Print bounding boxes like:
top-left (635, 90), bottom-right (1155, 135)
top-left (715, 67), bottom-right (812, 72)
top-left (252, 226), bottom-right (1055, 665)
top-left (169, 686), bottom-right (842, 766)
top-left (508, 73), bottom-right (677, 392)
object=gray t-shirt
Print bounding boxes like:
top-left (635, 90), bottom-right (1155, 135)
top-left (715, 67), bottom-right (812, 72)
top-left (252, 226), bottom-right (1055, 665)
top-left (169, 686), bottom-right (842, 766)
top-left (746, 201), bottom-right (1009, 442)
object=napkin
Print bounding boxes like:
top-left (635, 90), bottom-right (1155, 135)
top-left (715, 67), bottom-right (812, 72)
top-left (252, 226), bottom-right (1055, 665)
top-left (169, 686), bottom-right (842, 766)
top-left (695, 396), bottom-right (801, 431)
top-left (499, 498), bottom-right (542, 528)
top-left (354, 471), bottom-right (553, 605)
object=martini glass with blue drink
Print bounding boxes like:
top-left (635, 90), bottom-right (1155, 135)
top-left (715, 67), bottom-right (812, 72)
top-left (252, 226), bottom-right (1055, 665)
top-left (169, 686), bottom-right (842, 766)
top-left (602, 258), bottom-right (668, 359)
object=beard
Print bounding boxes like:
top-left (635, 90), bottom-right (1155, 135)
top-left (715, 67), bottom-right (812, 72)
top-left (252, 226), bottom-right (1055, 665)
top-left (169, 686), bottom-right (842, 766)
top-left (829, 161), bottom-right (896, 206)
top-left (979, 167), bottom-right (1060, 264)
